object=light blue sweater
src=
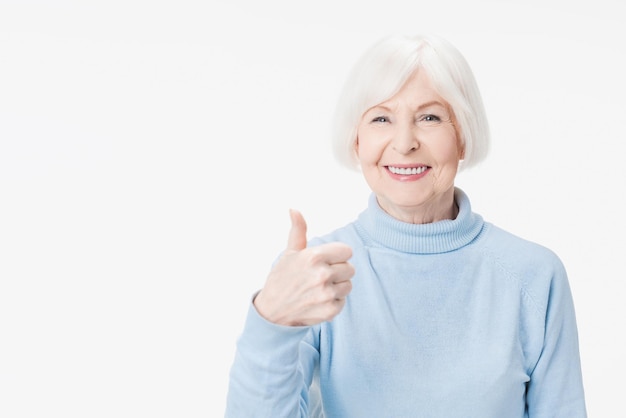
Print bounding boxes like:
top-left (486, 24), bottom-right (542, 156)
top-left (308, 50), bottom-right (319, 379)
top-left (225, 188), bottom-right (587, 417)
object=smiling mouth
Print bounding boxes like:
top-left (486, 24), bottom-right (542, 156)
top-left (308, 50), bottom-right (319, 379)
top-left (387, 166), bottom-right (428, 175)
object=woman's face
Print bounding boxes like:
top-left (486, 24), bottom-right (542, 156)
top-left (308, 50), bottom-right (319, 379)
top-left (355, 70), bottom-right (464, 223)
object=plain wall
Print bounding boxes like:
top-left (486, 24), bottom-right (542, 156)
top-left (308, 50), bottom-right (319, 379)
top-left (1, 0), bottom-right (624, 416)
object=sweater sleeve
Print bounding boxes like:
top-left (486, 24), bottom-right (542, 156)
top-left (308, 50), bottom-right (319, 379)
top-left (526, 260), bottom-right (587, 417)
top-left (224, 299), bottom-right (320, 418)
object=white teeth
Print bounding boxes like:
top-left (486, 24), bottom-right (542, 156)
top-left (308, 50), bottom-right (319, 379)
top-left (388, 166), bottom-right (427, 175)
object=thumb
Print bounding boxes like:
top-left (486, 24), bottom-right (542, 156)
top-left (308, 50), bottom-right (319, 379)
top-left (286, 209), bottom-right (307, 251)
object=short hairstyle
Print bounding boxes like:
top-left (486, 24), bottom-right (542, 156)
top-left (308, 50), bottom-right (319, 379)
top-left (331, 34), bottom-right (490, 172)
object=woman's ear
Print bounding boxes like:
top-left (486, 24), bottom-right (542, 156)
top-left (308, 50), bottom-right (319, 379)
top-left (457, 136), bottom-right (465, 160)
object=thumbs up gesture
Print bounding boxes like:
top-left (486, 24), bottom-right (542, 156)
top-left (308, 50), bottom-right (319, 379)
top-left (253, 209), bottom-right (355, 327)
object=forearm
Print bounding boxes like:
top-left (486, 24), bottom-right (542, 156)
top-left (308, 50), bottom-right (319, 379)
top-left (225, 302), bottom-right (316, 418)
top-left (526, 270), bottom-right (587, 417)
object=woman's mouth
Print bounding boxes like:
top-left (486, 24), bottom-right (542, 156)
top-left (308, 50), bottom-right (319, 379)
top-left (387, 165), bottom-right (428, 175)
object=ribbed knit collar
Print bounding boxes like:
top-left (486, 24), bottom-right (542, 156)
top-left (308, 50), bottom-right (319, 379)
top-left (355, 187), bottom-right (484, 254)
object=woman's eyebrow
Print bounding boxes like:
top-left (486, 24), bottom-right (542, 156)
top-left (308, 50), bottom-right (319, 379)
top-left (415, 100), bottom-right (447, 111)
top-left (367, 104), bottom-right (394, 113)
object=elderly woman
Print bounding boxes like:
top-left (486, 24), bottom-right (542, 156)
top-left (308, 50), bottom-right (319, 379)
top-left (225, 34), bottom-right (587, 417)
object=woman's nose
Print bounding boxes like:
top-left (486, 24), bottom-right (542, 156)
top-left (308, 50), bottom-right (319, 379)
top-left (391, 122), bottom-right (420, 154)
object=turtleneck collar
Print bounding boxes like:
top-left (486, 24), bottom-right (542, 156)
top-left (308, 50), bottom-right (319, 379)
top-left (355, 187), bottom-right (484, 254)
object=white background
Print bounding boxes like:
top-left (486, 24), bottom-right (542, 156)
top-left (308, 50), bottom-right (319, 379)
top-left (1, 0), bottom-right (624, 416)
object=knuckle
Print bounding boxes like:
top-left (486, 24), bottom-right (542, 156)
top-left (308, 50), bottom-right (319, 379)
top-left (335, 281), bottom-right (352, 298)
top-left (313, 265), bottom-right (333, 284)
top-left (346, 263), bottom-right (356, 277)
top-left (307, 247), bottom-right (326, 263)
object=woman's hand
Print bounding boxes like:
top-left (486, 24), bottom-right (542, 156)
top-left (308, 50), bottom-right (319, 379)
top-left (253, 209), bottom-right (355, 326)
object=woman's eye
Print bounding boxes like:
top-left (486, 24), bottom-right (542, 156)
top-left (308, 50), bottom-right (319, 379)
top-left (372, 116), bottom-right (389, 123)
top-left (419, 114), bottom-right (441, 123)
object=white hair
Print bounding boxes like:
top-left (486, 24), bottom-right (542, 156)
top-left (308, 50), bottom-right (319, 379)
top-left (331, 34), bottom-right (490, 171)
